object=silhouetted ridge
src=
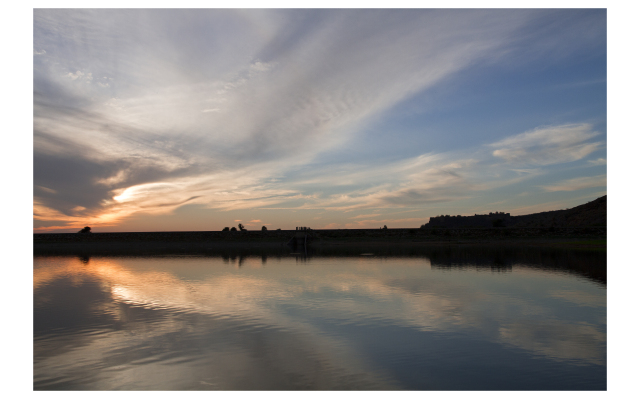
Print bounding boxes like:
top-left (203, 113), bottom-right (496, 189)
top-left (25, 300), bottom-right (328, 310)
top-left (421, 196), bottom-right (606, 229)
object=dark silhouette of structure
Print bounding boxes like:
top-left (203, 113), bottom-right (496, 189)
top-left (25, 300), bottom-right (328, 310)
top-left (420, 196), bottom-right (606, 229)
top-left (78, 226), bottom-right (91, 233)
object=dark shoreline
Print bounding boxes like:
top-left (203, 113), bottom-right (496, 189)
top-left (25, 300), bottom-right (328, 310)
top-left (34, 227), bottom-right (606, 254)
top-left (33, 234), bottom-right (607, 285)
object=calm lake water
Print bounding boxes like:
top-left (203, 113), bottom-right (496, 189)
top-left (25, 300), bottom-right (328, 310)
top-left (34, 245), bottom-right (606, 390)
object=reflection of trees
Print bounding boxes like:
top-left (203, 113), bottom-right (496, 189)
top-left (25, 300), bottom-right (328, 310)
top-left (428, 246), bottom-right (605, 284)
top-left (36, 244), bottom-right (606, 284)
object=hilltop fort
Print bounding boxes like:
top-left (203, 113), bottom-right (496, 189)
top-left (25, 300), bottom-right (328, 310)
top-left (421, 195), bottom-right (606, 229)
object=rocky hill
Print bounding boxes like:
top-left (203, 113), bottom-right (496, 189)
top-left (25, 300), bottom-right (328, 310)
top-left (422, 196), bottom-right (606, 229)
top-left (511, 196), bottom-right (606, 228)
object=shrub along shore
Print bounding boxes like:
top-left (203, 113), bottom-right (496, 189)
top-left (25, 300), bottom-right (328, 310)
top-left (34, 226), bottom-right (606, 253)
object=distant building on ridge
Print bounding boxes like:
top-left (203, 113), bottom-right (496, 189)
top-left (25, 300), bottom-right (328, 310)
top-left (421, 212), bottom-right (512, 229)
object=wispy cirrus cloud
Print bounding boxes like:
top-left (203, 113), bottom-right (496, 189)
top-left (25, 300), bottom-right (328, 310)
top-left (33, 120), bottom-right (605, 231)
top-left (33, 9), bottom-right (607, 231)
top-left (349, 214), bottom-right (381, 219)
top-left (542, 174), bottom-right (607, 192)
top-left (490, 124), bottom-right (602, 166)
top-left (588, 158), bottom-right (607, 166)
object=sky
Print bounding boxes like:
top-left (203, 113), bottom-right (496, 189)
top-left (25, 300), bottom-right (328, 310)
top-left (33, 8), bottom-right (607, 232)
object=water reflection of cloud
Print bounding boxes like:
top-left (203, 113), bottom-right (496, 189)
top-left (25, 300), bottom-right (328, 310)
top-left (548, 289), bottom-right (606, 308)
top-left (34, 256), bottom-right (399, 389)
top-left (34, 255), bottom-right (606, 370)
top-left (37, 310), bottom-right (389, 390)
top-left (499, 320), bottom-right (606, 366)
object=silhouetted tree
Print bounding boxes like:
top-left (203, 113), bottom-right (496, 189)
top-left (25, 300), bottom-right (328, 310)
top-left (383, 225), bottom-right (387, 230)
top-left (230, 227), bottom-right (237, 231)
top-left (78, 226), bottom-right (91, 233)
top-left (238, 223), bottom-right (245, 231)
top-left (262, 226), bottom-right (267, 231)
top-left (222, 227), bottom-right (230, 231)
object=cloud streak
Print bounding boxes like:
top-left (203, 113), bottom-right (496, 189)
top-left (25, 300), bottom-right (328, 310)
top-left (542, 175), bottom-right (607, 192)
top-left (33, 9), bottom-right (607, 231)
top-left (490, 124), bottom-right (602, 166)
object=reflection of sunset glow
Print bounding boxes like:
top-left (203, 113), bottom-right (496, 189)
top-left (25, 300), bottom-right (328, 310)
top-left (34, 255), bottom-right (606, 367)
top-left (35, 256), bottom-right (400, 390)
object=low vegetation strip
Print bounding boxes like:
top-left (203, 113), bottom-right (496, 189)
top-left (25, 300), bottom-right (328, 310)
top-left (34, 226), bottom-right (606, 245)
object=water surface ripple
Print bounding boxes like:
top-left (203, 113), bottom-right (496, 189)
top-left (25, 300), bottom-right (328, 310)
top-left (34, 246), bottom-right (606, 390)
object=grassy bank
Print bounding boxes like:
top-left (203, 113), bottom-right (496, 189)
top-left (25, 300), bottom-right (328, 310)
top-left (33, 227), bottom-right (605, 258)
